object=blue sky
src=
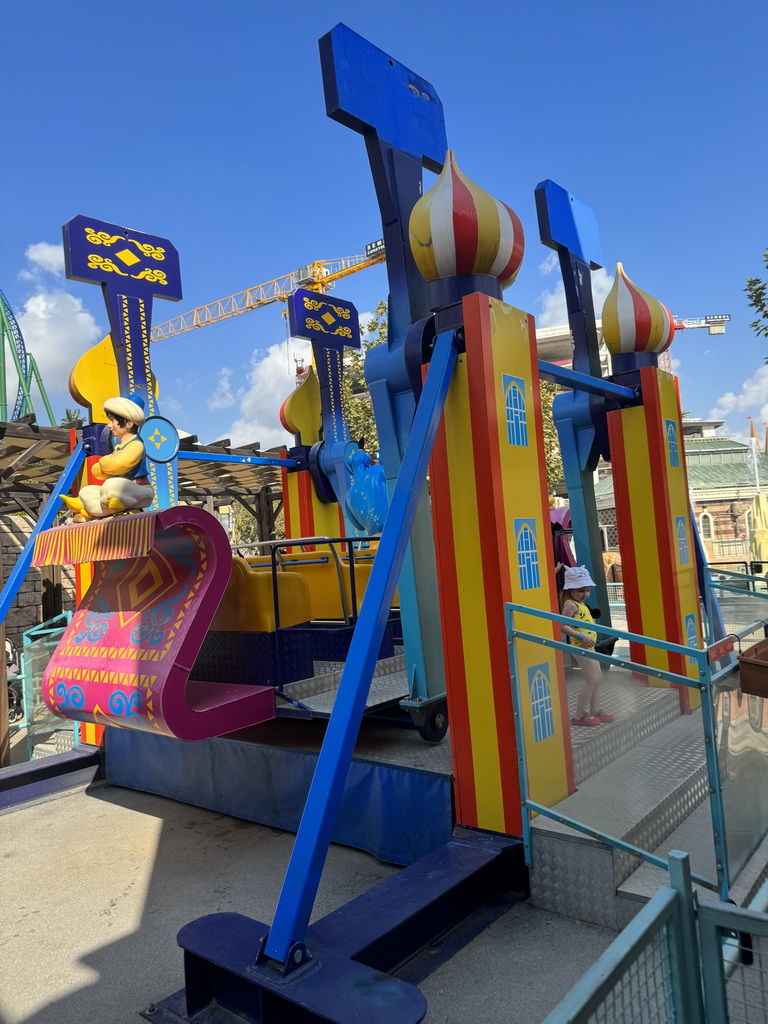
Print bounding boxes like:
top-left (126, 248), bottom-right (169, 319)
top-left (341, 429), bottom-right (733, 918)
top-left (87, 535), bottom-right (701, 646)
top-left (2, 1), bottom-right (765, 447)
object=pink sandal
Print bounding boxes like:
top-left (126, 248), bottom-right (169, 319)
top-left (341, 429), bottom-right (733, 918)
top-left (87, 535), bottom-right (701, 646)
top-left (571, 714), bottom-right (601, 727)
top-left (595, 710), bottom-right (615, 723)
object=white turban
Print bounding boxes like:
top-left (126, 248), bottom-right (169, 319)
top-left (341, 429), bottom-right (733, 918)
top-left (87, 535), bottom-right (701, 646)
top-left (103, 396), bottom-right (146, 427)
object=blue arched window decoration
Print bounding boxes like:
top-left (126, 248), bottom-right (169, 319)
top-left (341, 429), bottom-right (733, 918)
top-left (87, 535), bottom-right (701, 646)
top-left (666, 420), bottom-right (679, 468)
top-left (529, 664), bottom-right (554, 743)
top-left (503, 374), bottom-right (528, 448)
top-left (516, 519), bottom-right (540, 590)
top-left (676, 516), bottom-right (689, 565)
top-left (685, 613), bottom-right (698, 665)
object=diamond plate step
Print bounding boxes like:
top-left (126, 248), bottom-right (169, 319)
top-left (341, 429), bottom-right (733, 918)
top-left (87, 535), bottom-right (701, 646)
top-left (276, 654), bottom-right (408, 716)
top-left (565, 668), bottom-right (681, 785)
top-left (530, 711), bottom-right (709, 929)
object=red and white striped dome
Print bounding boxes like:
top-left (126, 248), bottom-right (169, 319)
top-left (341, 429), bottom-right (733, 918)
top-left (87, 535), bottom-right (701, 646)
top-left (601, 263), bottom-right (675, 356)
top-left (409, 151), bottom-right (524, 287)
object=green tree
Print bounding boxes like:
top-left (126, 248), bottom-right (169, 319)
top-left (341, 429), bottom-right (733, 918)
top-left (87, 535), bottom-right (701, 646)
top-left (746, 249), bottom-right (768, 345)
top-left (59, 407), bottom-right (82, 426)
top-left (539, 381), bottom-right (563, 489)
top-left (340, 300), bottom-right (387, 456)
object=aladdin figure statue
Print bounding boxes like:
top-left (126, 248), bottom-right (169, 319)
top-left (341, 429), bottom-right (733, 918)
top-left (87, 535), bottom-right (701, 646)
top-left (61, 396), bottom-right (154, 520)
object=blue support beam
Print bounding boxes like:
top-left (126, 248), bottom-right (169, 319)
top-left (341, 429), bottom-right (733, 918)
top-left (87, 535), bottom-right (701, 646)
top-left (538, 360), bottom-right (636, 403)
top-left (178, 451), bottom-right (296, 467)
top-left (264, 328), bottom-right (459, 963)
top-left (0, 443), bottom-right (88, 625)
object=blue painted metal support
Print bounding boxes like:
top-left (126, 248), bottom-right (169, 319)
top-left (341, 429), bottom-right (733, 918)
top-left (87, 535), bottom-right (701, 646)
top-left (696, 650), bottom-right (731, 899)
top-left (265, 329), bottom-right (459, 963)
top-left (538, 360), bottom-right (636, 402)
top-left (321, 23), bottom-right (448, 708)
top-left (667, 851), bottom-right (707, 1023)
top-left (177, 450), bottom-right (297, 467)
top-left (552, 389), bottom-right (611, 614)
top-left (0, 443), bottom-right (88, 625)
top-left (536, 180), bottom-right (612, 622)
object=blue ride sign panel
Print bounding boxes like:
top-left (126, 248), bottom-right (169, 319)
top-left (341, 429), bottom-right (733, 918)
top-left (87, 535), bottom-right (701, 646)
top-left (288, 288), bottom-right (360, 350)
top-left (63, 215), bottom-right (182, 300)
top-left (289, 289), bottom-right (360, 446)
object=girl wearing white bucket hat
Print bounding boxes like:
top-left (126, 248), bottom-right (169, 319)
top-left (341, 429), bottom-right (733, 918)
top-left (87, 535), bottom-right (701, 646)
top-left (560, 566), bottom-right (614, 728)
top-left (61, 396), bottom-right (154, 520)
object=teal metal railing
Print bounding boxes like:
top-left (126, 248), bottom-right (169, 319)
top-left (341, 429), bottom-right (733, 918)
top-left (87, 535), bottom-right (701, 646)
top-left (544, 850), bottom-right (768, 1024)
top-left (505, 602), bottom-right (764, 900)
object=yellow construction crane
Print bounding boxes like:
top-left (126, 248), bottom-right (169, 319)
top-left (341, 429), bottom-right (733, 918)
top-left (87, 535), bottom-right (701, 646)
top-left (149, 244), bottom-right (386, 343)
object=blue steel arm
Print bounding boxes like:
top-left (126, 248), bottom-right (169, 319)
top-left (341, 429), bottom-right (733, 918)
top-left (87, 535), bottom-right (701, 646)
top-left (0, 443), bottom-right (88, 624)
top-left (321, 25), bottom-right (448, 706)
top-left (553, 390), bottom-right (611, 619)
top-left (538, 361), bottom-right (635, 403)
top-left (264, 329), bottom-right (459, 963)
top-left (177, 451), bottom-right (296, 467)
top-left (536, 180), bottom-right (611, 618)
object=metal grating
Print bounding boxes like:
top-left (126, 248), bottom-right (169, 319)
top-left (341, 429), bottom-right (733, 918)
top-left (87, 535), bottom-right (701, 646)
top-left (726, 933), bottom-right (768, 1024)
top-left (583, 925), bottom-right (675, 1024)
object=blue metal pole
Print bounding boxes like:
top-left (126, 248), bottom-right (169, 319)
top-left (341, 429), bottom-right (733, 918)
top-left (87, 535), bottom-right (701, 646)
top-left (505, 604), bottom-right (533, 868)
top-left (699, 651), bottom-right (731, 900)
top-left (264, 330), bottom-right (458, 962)
top-left (0, 443), bottom-right (88, 625)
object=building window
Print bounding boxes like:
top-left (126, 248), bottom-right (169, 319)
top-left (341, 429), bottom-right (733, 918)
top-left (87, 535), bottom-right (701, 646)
top-left (515, 519), bottom-right (540, 590)
top-left (699, 512), bottom-right (713, 540)
top-left (746, 509), bottom-right (753, 536)
top-left (666, 420), bottom-right (679, 468)
top-left (503, 374), bottom-right (528, 448)
top-left (528, 664), bottom-right (554, 743)
top-left (676, 516), bottom-right (689, 565)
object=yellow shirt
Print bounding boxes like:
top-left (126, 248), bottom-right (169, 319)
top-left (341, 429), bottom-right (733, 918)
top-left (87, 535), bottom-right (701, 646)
top-left (568, 601), bottom-right (597, 648)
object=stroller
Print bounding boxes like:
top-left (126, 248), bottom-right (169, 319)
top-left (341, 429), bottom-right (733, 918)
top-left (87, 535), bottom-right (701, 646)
top-left (6, 639), bottom-right (22, 724)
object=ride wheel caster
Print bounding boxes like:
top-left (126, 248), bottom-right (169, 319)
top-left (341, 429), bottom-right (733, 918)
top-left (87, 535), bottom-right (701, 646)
top-left (413, 701), bottom-right (448, 743)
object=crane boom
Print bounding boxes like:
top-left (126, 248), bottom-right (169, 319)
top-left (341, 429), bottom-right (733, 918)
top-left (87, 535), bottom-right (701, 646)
top-left (149, 252), bottom-right (386, 343)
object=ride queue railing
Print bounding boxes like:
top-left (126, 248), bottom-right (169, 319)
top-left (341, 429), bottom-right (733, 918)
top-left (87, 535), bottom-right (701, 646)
top-left (544, 849), bottom-right (768, 1024)
top-left (505, 602), bottom-right (736, 900)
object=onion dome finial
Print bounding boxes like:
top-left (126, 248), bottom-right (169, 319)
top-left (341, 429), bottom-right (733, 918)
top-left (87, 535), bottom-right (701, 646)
top-left (601, 263), bottom-right (675, 357)
top-left (409, 151), bottom-right (524, 288)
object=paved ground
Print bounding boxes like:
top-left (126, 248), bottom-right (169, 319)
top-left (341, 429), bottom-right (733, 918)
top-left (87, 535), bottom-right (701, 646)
top-left (1, 782), bottom-right (616, 1024)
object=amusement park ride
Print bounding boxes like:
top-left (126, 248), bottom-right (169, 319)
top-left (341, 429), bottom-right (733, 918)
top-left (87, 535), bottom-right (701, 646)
top-left (0, 22), bottom-right (750, 1024)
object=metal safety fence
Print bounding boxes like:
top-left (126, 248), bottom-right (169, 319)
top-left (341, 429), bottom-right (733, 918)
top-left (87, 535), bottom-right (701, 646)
top-left (544, 851), bottom-right (768, 1024)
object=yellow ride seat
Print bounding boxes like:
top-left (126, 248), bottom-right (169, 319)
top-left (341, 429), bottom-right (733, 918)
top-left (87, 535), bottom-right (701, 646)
top-left (210, 557), bottom-right (311, 632)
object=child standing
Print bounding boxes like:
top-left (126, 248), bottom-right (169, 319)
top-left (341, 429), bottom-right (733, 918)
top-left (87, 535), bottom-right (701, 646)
top-left (560, 565), bottom-right (614, 727)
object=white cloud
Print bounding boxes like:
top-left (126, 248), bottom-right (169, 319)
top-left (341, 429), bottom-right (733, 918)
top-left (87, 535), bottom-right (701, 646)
top-left (710, 364), bottom-right (768, 421)
top-left (208, 367), bottom-right (235, 410)
top-left (536, 267), bottom-right (614, 329)
top-left (227, 337), bottom-right (312, 448)
top-left (19, 242), bottom-right (65, 280)
top-left (16, 290), bottom-right (102, 395)
top-left (539, 252), bottom-right (558, 275)
top-left (709, 364), bottom-right (768, 439)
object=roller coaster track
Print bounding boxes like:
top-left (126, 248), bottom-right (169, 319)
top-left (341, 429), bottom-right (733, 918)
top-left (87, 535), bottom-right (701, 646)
top-left (0, 289), bottom-right (29, 419)
top-left (0, 289), bottom-right (55, 424)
